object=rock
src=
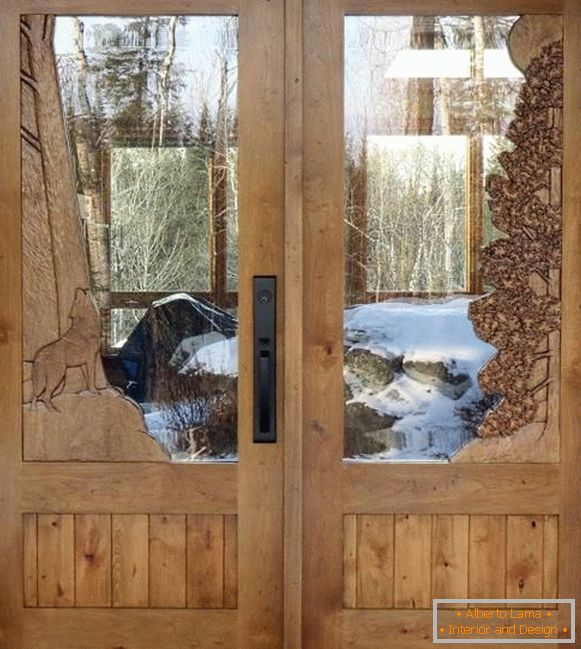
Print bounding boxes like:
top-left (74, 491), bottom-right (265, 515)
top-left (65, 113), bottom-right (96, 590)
top-left (344, 380), bottom-right (353, 402)
top-left (344, 328), bottom-right (370, 345)
top-left (344, 348), bottom-right (401, 392)
top-left (344, 402), bottom-right (404, 456)
top-left (402, 358), bottom-right (471, 400)
top-left (170, 331), bottom-right (227, 370)
top-left (115, 294), bottom-right (237, 403)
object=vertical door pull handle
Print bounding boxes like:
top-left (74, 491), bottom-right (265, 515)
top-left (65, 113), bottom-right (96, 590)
top-left (253, 276), bottom-right (276, 443)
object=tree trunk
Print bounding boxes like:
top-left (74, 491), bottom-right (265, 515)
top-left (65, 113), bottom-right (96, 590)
top-left (405, 16), bottom-right (435, 135)
top-left (72, 18), bottom-right (110, 313)
top-left (154, 16), bottom-right (178, 147)
top-left (23, 15), bottom-right (91, 334)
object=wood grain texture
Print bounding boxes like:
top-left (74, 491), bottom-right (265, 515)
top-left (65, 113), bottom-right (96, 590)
top-left (468, 35), bottom-right (562, 441)
top-left (343, 0), bottom-right (564, 13)
top-left (20, 0), bottom-right (238, 12)
top-left (23, 463), bottom-right (237, 514)
top-left (343, 514), bottom-right (558, 609)
top-left (303, 0), bottom-right (345, 646)
top-left (560, 3), bottom-right (581, 634)
top-left (0, 4), bottom-right (23, 645)
top-left (468, 515), bottom-right (506, 600)
top-left (20, 14), bottom-right (166, 462)
top-left (543, 515), bottom-right (559, 601)
top-left (24, 609), bottom-right (236, 649)
top-left (394, 515), bottom-right (432, 609)
top-left (357, 515), bottom-right (394, 609)
top-left (37, 514), bottom-right (75, 607)
top-left (343, 609), bottom-right (566, 649)
top-left (187, 515), bottom-right (224, 609)
top-left (283, 0), bottom-right (303, 645)
top-left (223, 514), bottom-right (238, 609)
top-left (149, 514), bottom-right (186, 608)
top-left (237, 0), bottom-right (284, 646)
top-left (343, 463), bottom-right (559, 513)
top-left (75, 514), bottom-right (112, 607)
top-left (23, 513), bottom-right (38, 607)
top-left (506, 515), bottom-right (544, 602)
top-left (431, 515), bottom-right (469, 605)
top-left (343, 515), bottom-right (357, 609)
top-left (509, 14), bottom-right (563, 71)
top-left (112, 515), bottom-right (149, 608)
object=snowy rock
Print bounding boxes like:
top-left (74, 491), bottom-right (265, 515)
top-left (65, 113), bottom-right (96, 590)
top-left (115, 293), bottom-right (237, 402)
top-left (170, 331), bottom-right (227, 370)
top-left (344, 402), bottom-right (403, 456)
top-left (344, 348), bottom-right (401, 391)
top-left (344, 380), bottom-right (354, 401)
top-left (402, 358), bottom-right (471, 400)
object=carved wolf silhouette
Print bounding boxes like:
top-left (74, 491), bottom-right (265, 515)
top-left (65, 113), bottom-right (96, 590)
top-left (32, 288), bottom-right (101, 410)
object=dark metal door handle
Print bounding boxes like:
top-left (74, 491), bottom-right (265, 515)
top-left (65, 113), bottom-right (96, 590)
top-left (253, 276), bottom-right (276, 443)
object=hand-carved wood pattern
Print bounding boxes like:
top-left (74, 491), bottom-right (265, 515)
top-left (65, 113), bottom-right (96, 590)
top-left (468, 39), bottom-right (563, 439)
top-left (20, 16), bottom-right (166, 461)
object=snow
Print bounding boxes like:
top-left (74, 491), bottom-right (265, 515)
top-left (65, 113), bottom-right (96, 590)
top-left (344, 296), bottom-right (493, 374)
top-left (180, 336), bottom-right (238, 376)
top-left (344, 297), bottom-right (497, 461)
top-left (142, 296), bottom-right (496, 462)
top-left (171, 331), bottom-right (228, 370)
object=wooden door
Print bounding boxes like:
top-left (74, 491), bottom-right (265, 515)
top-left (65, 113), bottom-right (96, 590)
top-left (0, 1), bottom-right (284, 648)
top-left (301, 1), bottom-right (581, 648)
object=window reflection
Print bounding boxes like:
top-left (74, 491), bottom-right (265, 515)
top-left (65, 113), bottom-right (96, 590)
top-left (55, 16), bottom-right (239, 461)
top-left (344, 16), bottom-right (522, 461)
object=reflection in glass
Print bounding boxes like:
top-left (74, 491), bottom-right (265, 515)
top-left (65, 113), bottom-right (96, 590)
top-left (55, 16), bottom-right (239, 460)
top-left (344, 16), bottom-right (523, 461)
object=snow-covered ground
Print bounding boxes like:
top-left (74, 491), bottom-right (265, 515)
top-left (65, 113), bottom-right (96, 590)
top-left (143, 297), bottom-right (496, 462)
top-left (343, 297), bottom-right (496, 460)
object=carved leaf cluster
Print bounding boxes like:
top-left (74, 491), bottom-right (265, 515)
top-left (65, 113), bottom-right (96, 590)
top-left (469, 41), bottom-right (563, 438)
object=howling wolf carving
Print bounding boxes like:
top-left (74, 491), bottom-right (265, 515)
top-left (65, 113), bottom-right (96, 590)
top-left (32, 288), bottom-right (101, 410)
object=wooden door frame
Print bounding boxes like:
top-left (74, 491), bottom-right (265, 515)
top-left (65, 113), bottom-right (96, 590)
top-left (300, 0), bottom-right (581, 647)
top-left (0, 1), bottom-right (285, 648)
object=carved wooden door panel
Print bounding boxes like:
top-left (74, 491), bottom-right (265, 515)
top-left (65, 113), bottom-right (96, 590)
top-left (301, 2), bottom-right (580, 649)
top-left (0, 1), bottom-right (284, 648)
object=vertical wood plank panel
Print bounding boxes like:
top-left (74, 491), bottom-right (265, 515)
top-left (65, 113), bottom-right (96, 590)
top-left (543, 515), bottom-right (559, 603)
top-left (469, 515), bottom-right (506, 600)
top-left (75, 514), bottom-right (112, 607)
top-left (394, 514), bottom-right (432, 608)
top-left (343, 514), bottom-right (357, 609)
top-left (112, 514), bottom-right (149, 608)
top-left (37, 514), bottom-right (75, 607)
top-left (23, 513), bottom-right (38, 607)
top-left (149, 514), bottom-right (186, 608)
top-left (187, 514), bottom-right (224, 608)
top-left (506, 515), bottom-right (544, 602)
top-left (223, 515), bottom-right (238, 609)
top-left (432, 515), bottom-right (469, 606)
top-left (357, 515), bottom-right (394, 609)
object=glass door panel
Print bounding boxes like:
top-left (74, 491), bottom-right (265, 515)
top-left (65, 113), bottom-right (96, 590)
top-left (47, 16), bottom-right (239, 461)
top-left (343, 15), bottom-right (527, 461)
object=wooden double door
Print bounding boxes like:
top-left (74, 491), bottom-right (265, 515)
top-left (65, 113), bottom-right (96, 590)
top-left (0, 1), bottom-right (580, 648)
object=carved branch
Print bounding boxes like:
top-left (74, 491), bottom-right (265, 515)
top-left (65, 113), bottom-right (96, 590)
top-left (21, 127), bottom-right (41, 153)
top-left (21, 70), bottom-right (39, 94)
